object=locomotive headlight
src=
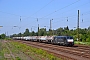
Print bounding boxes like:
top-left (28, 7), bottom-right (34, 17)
top-left (67, 39), bottom-right (74, 42)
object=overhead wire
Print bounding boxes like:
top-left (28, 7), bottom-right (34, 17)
top-left (51, 1), bottom-right (90, 18)
top-left (22, 0), bottom-right (55, 28)
top-left (24, 0), bottom-right (54, 19)
top-left (1, 0), bottom-right (89, 21)
top-left (82, 11), bottom-right (90, 15)
top-left (41, 0), bottom-right (90, 28)
top-left (40, 0), bottom-right (90, 25)
top-left (27, 0), bottom-right (90, 20)
top-left (0, 10), bottom-right (21, 17)
top-left (1, 0), bottom-right (90, 31)
top-left (0, 0), bottom-right (89, 20)
top-left (30, 0), bottom-right (81, 28)
top-left (41, 0), bottom-right (80, 18)
top-left (0, 0), bottom-right (82, 21)
top-left (37, 10), bottom-right (90, 30)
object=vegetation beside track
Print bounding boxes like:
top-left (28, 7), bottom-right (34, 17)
top-left (0, 40), bottom-right (61, 60)
top-left (0, 40), bottom-right (13, 60)
top-left (0, 40), bottom-right (32, 60)
top-left (0, 26), bottom-right (90, 46)
top-left (75, 41), bottom-right (90, 46)
top-left (11, 40), bottom-right (61, 60)
top-left (10, 26), bottom-right (90, 42)
top-left (0, 40), bottom-right (5, 60)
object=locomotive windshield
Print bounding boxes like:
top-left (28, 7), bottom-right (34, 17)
top-left (56, 37), bottom-right (66, 39)
top-left (67, 36), bottom-right (73, 39)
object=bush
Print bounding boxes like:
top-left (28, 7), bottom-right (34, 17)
top-left (86, 38), bottom-right (90, 42)
top-left (5, 38), bottom-right (12, 40)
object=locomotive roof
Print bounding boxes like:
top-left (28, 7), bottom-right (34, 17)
top-left (54, 36), bottom-right (73, 37)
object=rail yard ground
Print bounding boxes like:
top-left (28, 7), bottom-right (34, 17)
top-left (0, 39), bottom-right (90, 60)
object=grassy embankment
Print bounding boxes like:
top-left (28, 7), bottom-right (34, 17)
top-left (75, 41), bottom-right (90, 46)
top-left (0, 39), bottom-right (61, 60)
top-left (0, 40), bottom-right (14, 60)
top-left (11, 40), bottom-right (61, 60)
top-left (0, 40), bottom-right (5, 60)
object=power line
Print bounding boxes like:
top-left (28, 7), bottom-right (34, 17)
top-left (1, 0), bottom-right (89, 21)
top-left (24, 0), bottom-right (90, 21)
top-left (33, 0), bottom-right (54, 15)
top-left (51, 1), bottom-right (90, 18)
top-left (24, 0), bottom-right (54, 19)
top-left (41, 0), bottom-right (80, 18)
top-left (24, 9), bottom-right (90, 29)
top-left (24, 0), bottom-right (90, 20)
top-left (1, 0), bottom-right (90, 29)
top-left (82, 11), bottom-right (90, 15)
top-left (0, 10), bottom-right (21, 17)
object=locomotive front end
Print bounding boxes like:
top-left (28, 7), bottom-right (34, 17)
top-left (67, 36), bottom-right (74, 46)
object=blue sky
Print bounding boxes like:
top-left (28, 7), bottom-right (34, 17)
top-left (0, 0), bottom-right (90, 35)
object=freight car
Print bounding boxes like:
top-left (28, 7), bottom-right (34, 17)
top-left (13, 36), bottom-right (74, 46)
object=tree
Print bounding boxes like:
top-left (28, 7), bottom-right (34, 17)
top-left (88, 26), bottom-right (90, 30)
top-left (24, 29), bottom-right (30, 36)
top-left (18, 33), bottom-right (22, 37)
top-left (39, 28), bottom-right (46, 36)
top-left (64, 26), bottom-right (69, 30)
top-left (12, 34), bottom-right (18, 37)
top-left (1, 34), bottom-right (6, 39)
top-left (0, 35), bottom-right (1, 39)
top-left (11, 26), bottom-right (90, 42)
top-left (57, 27), bottom-right (63, 35)
top-left (31, 31), bottom-right (35, 36)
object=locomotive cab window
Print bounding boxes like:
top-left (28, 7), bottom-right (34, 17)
top-left (67, 36), bottom-right (73, 39)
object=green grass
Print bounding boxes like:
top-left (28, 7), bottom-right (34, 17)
top-left (0, 40), bottom-right (31, 60)
top-left (6, 41), bottom-right (33, 60)
top-left (0, 40), bottom-right (4, 60)
top-left (0, 39), bottom-right (61, 60)
top-left (75, 41), bottom-right (90, 46)
top-left (10, 41), bottom-right (61, 60)
top-left (0, 40), bottom-right (12, 60)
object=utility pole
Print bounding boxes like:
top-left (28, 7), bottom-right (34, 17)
top-left (38, 24), bottom-right (39, 36)
top-left (20, 16), bottom-right (21, 22)
top-left (31, 27), bottom-right (32, 36)
top-left (77, 10), bottom-right (79, 41)
top-left (50, 19), bottom-right (53, 36)
top-left (37, 18), bottom-right (39, 36)
top-left (20, 16), bottom-right (21, 39)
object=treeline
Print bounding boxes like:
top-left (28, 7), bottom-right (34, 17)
top-left (10, 26), bottom-right (90, 42)
top-left (0, 34), bottom-right (6, 39)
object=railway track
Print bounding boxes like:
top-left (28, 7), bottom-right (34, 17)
top-left (15, 40), bottom-right (90, 60)
top-left (25, 41), bottom-right (90, 59)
